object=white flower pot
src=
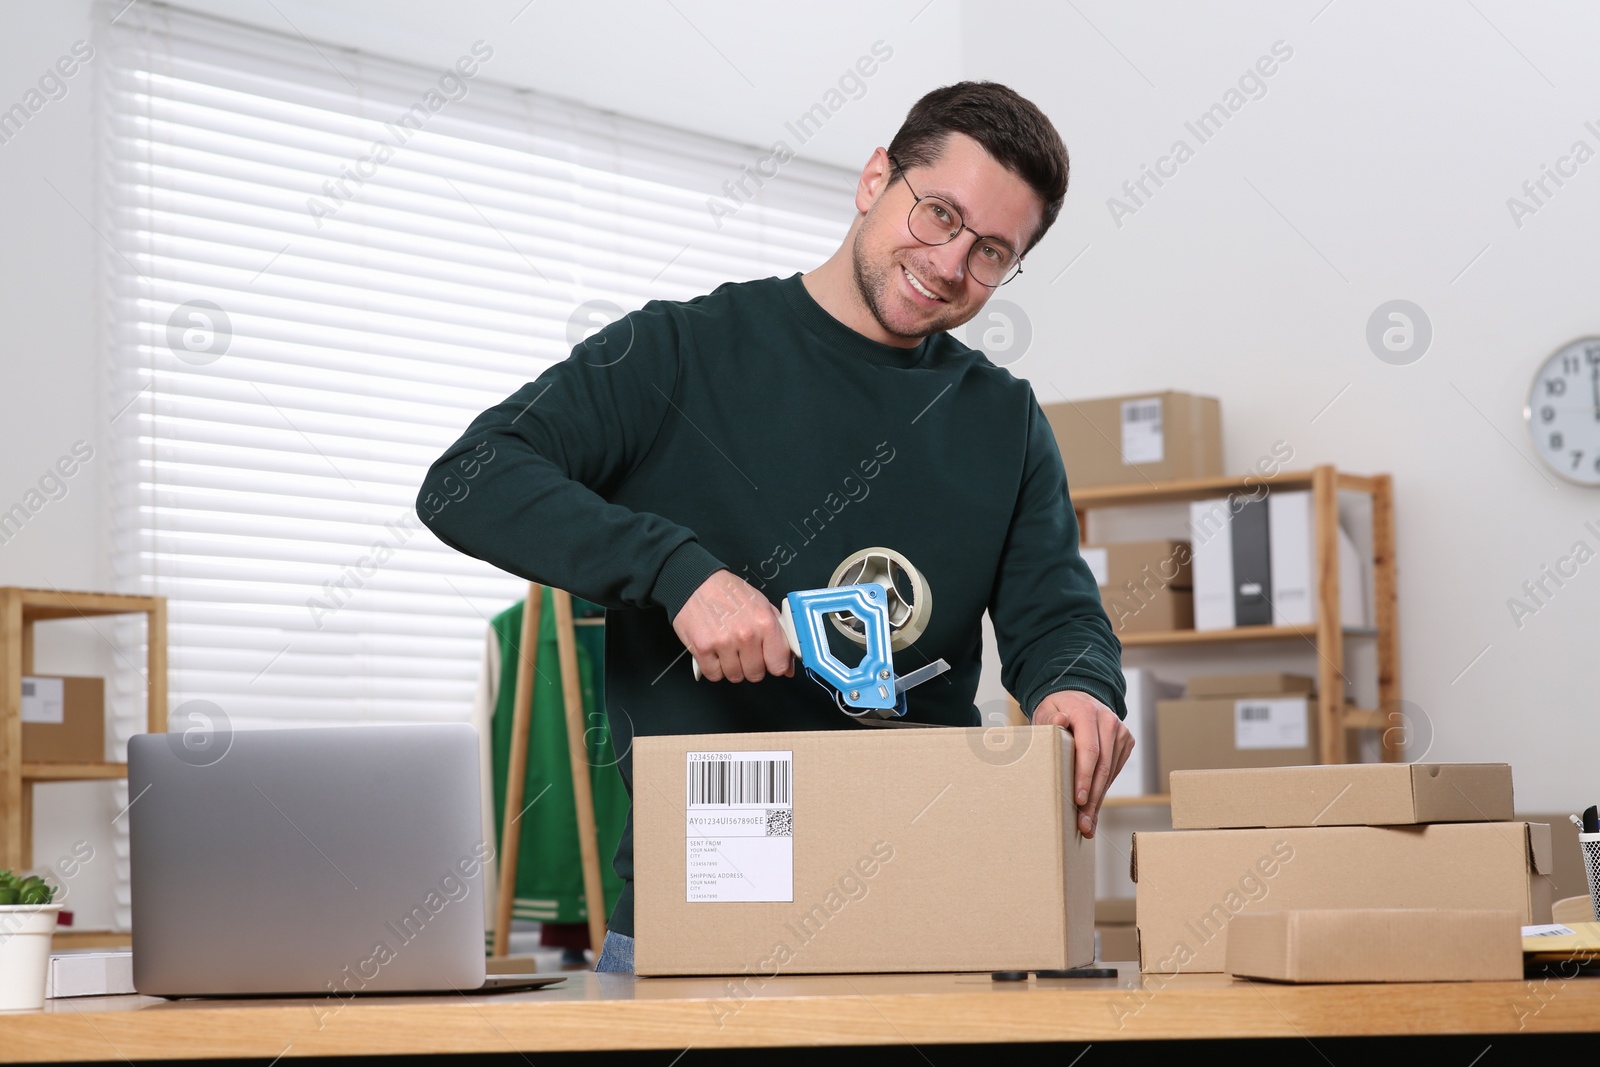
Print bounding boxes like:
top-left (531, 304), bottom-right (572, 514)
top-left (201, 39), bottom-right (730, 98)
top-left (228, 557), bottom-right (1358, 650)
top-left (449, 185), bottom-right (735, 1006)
top-left (0, 904), bottom-right (63, 1011)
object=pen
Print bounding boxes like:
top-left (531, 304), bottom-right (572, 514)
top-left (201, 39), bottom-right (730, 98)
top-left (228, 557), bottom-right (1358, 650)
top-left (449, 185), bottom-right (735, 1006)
top-left (1571, 814), bottom-right (1585, 830)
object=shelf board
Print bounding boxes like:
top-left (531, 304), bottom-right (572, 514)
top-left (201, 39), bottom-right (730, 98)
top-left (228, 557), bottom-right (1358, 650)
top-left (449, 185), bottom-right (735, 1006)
top-left (51, 929), bottom-right (132, 949)
top-left (5, 585), bottom-right (163, 621)
top-left (1101, 794), bottom-right (1171, 808)
top-left (1069, 467), bottom-right (1383, 509)
top-left (22, 762), bottom-right (127, 781)
top-left (1118, 624), bottom-right (1377, 647)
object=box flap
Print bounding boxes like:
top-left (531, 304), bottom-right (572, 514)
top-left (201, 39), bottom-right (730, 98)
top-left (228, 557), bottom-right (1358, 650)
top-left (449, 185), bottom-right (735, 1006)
top-left (1526, 821), bottom-right (1553, 875)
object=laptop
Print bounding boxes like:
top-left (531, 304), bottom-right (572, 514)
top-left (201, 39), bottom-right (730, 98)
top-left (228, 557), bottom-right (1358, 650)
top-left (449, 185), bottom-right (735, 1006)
top-left (128, 723), bottom-right (565, 997)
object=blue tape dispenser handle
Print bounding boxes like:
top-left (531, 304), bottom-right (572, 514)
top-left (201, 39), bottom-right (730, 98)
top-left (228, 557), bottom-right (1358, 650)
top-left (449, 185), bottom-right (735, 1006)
top-left (782, 584), bottom-right (896, 713)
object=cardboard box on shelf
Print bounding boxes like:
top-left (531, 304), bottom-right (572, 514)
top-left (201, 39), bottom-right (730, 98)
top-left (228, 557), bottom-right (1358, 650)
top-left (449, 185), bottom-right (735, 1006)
top-left (1043, 392), bottom-right (1222, 490)
top-left (1224, 909), bottom-right (1523, 983)
top-left (1132, 821), bottom-right (1553, 973)
top-left (1170, 763), bottom-right (1515, 830)
top-left (1184, 673), bottom-right (1315, 699)
top-left (1155, 697), bottom-right (1318, 793)
top-left (1103, 588), bottom-right (1193, 635)
top-left (633, 726), bottom-right (1094, 976)
top-left (1096, 897), bottom-right (1136, 925)
top-left (20, 675), bottom-right (105, 764)
top-left (1079, 540), bottom-right (1193, 592)
top-left (1095, 897), bottom-right (1139, 962)
top-left (1097, 923), bottom-right (1140, 963)
top-left (1108, 669), bottom-right (1183, 798)
top-left (1081, 539), bottom-right (1195, 635)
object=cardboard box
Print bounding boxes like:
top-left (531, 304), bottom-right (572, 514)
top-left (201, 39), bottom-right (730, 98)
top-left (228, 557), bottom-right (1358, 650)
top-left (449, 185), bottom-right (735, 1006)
top-left (1225, 909), bottom-right (1523, 983)
top-left (1170, 763), bottom-right (1516, 829)
top-left (1109, 670), bottom-right (1183, 798)
top-left (1520, 811), bottom-right (1589, 901)
top-left (1097, 923), bottom-right (1140, 963)
top-left (1043, 392), bottom-right (1222, 489)
top-left (1155, 697), bottom-right (1318, 793)
top-left (1083, 540), bottom-right (1194, 636)
top-left (1103, 588), bottom-right (1193, 635)
top-left (1132, 822), bottom-right (1554, 973)
top-left (1079, 540), bottom-right (1193, 592)
top-left (633, 727), bottom-right (1094, 976)
top-left (21, 675), bottom-right (104, 763)
top-left (1096, 897), bottom-right (1136, 924)
top-left (1184, 672), bottom-right (1315, 699)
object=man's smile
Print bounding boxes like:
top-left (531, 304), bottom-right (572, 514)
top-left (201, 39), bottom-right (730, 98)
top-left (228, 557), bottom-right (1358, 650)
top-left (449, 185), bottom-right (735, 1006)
top-left (901, 263), bottom-right (946, 304)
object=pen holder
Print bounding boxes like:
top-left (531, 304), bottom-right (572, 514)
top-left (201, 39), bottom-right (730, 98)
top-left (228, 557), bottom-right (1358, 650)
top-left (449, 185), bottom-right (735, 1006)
top-left (1582, 831), bottom-right (1600, 923)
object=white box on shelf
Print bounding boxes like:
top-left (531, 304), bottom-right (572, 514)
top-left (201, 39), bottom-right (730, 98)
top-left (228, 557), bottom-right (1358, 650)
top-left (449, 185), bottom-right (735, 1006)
top-left (1189, 498), bottom-right (1235, 630)
top-left (1267, 491), bottom-right (1370, 628)
top-left (1108, 668), bottom-right (1184, 798)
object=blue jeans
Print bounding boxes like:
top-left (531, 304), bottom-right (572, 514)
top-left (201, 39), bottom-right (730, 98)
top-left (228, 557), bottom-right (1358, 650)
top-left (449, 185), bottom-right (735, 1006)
top-left (594, 930), bottom-right (635, 974)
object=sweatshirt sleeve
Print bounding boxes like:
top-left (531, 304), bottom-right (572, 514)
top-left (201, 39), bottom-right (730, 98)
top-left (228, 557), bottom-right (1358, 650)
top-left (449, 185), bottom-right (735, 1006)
top-left (416, 300), bottom-right (727, 618)
top-left (990, 397), bottom-right (1127, 721)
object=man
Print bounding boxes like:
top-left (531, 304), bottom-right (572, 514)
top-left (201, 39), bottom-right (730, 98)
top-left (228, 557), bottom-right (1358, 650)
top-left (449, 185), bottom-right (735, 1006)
top-left (418, 81), bottom-right (1131, 974)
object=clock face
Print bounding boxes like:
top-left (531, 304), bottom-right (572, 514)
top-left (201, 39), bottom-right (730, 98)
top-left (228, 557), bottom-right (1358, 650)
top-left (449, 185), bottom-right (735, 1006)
top-left (1526, 337), bottom-right (1600, 487)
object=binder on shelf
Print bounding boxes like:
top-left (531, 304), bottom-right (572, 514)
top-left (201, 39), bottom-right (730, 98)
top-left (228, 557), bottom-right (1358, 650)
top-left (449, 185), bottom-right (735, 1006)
top-left (1230, 498), bottom-right (1272, 627)
top-left (1189, 492), bottom-right (1371, 633)
top-left (1267, 491), bottom-right (1369, 628)
top-left (1189, 498), bottom-right (1236, 631)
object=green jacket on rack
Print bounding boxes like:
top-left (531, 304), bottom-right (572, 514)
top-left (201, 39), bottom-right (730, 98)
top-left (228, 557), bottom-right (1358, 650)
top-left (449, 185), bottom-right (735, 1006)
top-left (488, 589), bottom-right (628, 926)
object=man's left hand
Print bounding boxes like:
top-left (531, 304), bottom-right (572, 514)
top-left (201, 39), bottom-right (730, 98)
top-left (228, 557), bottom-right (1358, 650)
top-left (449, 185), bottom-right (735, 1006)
top-left (1031, 690), bottom-right (1133, 838)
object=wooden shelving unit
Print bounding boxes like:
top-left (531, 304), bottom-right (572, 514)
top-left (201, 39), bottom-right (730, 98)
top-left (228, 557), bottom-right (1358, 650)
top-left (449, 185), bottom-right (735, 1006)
top-left (1072, 465), bottom-right (1400, 802)
top-left (1, 587), bottom-right (166, 946)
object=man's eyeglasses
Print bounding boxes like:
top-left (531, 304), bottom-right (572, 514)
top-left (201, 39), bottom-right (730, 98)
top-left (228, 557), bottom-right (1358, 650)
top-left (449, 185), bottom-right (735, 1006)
top-left (887, 154), bottom-right (1024, 288)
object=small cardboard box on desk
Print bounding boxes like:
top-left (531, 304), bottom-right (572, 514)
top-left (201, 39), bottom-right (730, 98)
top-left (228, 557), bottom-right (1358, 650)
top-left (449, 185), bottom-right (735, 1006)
top-left (633, 726), bottom-right (1094, 976)
top-left (1132, 762), bottom-right (1550, 974)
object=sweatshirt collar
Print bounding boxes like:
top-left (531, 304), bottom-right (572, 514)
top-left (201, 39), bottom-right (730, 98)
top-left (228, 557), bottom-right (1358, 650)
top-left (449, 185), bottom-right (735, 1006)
top-left (780, 272), bottom-right (933, 368)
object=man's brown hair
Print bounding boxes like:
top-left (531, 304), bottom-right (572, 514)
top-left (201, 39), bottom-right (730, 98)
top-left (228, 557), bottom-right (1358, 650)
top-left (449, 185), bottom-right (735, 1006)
top-left (885, 81), bottom-right (1069, 254)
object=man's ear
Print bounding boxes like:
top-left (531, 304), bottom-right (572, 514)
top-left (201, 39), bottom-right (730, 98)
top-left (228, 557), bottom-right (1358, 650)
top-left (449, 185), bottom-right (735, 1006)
top-left (854, 147), bottom-right (894, 215)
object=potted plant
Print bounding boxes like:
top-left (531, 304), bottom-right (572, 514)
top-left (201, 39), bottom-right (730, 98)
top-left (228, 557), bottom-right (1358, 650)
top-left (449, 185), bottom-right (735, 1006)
top-left (0, 870), bottom-right (63, 1011)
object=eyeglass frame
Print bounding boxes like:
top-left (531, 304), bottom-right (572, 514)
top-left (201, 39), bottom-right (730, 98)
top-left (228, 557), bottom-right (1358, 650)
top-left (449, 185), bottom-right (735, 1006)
top-left (886, 153), bottom-right (1025, 288)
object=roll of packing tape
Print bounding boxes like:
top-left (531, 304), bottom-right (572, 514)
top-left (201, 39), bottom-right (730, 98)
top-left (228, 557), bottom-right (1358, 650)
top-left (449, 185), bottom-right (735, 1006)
top-left (827, 547), bottom-right (932, 650)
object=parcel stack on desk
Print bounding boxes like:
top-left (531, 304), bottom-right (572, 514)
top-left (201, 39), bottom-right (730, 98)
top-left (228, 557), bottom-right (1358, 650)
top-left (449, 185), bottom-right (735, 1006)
top-left (1132, 762), bottom-right (1551, 976)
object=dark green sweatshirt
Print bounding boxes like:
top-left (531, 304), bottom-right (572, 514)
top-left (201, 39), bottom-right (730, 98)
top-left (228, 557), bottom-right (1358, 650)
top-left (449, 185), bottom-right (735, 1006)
top-left (418, 272), bottom-right (1124, 937)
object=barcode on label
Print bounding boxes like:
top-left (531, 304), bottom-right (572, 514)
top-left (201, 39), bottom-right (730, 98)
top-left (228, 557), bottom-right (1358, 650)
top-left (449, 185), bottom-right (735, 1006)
top-left (689, 759), bottom-right (792, 806)
top-left (1238, 704), bottom-right (1270, 721)
top-left (21, 681), bottom-right (33, 697)
top-left (1125, 401), bottom-right (1161, 423)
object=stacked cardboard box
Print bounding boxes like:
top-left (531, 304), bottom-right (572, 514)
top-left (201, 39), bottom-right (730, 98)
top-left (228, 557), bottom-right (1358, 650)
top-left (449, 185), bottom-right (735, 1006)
top-left (1132, 762), bottom-right (1552, 975)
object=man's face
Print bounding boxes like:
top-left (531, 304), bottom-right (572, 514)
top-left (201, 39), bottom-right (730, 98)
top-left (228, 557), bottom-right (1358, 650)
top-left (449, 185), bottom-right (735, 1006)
top-left (850, 133), bottom-right (1043, 342)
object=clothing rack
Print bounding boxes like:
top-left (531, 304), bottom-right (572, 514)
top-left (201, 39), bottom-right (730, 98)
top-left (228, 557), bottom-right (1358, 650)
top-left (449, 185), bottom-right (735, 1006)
top-left (491, 585), bottom-right (608, 958)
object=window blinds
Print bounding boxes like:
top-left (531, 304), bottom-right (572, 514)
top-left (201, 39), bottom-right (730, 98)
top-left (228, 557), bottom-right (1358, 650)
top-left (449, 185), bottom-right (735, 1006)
top-left (101, 1), bottom-right (852, 748)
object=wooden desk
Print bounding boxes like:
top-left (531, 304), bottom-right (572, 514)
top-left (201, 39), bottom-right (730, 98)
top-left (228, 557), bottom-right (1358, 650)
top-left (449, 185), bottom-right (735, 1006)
top-left (3, 964), bottom-right (1599, 1062)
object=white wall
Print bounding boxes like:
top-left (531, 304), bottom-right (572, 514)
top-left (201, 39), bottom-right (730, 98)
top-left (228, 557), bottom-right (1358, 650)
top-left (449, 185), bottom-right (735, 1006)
top-left (1, 1), bottom-right (119, 928)
top-left (5, 1), bottom-right (1598, 923)
top-left (962, 0), bottom-right (1600, 817)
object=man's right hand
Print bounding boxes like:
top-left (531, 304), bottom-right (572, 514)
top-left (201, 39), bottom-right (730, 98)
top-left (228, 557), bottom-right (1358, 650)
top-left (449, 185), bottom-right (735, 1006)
top-left (673, 569), bottom-right (794, 683)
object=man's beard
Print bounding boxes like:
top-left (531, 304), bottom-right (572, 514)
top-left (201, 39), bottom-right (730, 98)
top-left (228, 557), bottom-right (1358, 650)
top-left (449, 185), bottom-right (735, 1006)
top-left (850, 222), bottom-right (968, 341)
